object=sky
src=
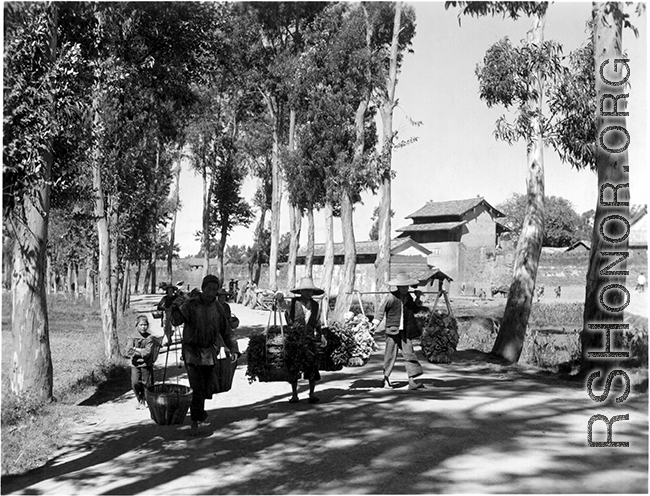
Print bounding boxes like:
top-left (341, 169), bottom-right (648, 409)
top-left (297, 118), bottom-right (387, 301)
top-left (175, 1), bottom-right (648, 258)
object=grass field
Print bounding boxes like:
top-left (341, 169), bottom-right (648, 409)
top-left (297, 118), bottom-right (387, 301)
top-left (1, 292), bottom-right (136, 475)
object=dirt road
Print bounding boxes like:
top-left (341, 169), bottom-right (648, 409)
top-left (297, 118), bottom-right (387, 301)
top-left (2, 298), bottom-right (647, 494)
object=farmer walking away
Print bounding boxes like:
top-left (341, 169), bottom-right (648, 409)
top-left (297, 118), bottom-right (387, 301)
top-left (171, 275), bottom-right (240, 435)
top-left (129, 315), bottom-right (161, 410)
top-left (373, 273), bottom-right (425, 390)
top-left (157, 282), bottom-right (179, 344)
top-left (285, 277), bottom-right (327, 404)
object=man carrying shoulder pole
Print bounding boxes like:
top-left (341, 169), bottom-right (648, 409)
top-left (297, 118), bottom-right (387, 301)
top-left (372, 272), bottom-right (425, 391)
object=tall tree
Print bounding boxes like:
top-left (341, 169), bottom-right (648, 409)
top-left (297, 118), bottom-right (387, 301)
top-left (372, 2), bottom-right (417, 297)
top-left (581, 2), bottom-right (641, 374)
top-left (3, 3), bottom-right (60, 400)
top-left (244, 2), bottom-right (328, 290)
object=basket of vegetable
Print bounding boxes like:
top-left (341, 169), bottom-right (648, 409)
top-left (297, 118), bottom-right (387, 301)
top-left (420, 310), bottom-right (459, 364)
top-left (329, 314), bottom-right (378, 367)
top-left (246, 324), bottom-right (316, 382)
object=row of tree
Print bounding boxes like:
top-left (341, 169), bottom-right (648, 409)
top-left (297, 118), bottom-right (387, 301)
top-left (4, 2), bottom-right (417, 401)
top-left (3, 1), bottom-right (642, 401)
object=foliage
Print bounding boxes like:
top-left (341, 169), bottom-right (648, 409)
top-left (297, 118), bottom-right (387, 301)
top-left (245, 323), bottom-right (317, 383)
top-left (421, 311), bottom-right (460, 364)
top-left (368, 207), bottom-right (395, 241)
top-left (328, 314), bottom-right (378, 365)
top-left (225, 245), bottom-right (249, 265)
top-left (445, 1), bottom-right (549, 23)
top-left (497, 193), bottom-right (589, 246)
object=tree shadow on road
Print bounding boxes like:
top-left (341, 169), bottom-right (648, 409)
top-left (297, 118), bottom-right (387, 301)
top-left (3, 347), bottom-right (647, 495)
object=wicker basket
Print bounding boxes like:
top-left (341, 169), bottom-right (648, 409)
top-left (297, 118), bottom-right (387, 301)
top-left (145, 384), bottom-right (193, 425)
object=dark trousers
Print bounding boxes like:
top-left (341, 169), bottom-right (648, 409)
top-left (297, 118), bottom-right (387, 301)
top-left (186, 364), bottom-right (214, 422)
top-left (131, 366), bottom-right (153, 402)
top-left (383, 330), bottom-right (423, 379)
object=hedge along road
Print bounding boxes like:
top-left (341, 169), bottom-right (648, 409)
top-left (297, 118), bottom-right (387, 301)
top-left (2, 298), bottom-right (647, 495)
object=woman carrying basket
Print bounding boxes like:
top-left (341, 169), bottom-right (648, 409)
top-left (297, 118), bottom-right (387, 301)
top-left (171, 275), bottom-right (240, 436)
top-left (285, 277), bottom-right (327, 404)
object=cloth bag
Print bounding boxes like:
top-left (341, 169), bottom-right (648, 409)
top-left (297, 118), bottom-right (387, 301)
top-left (212, 349), bottom-right (237, 394)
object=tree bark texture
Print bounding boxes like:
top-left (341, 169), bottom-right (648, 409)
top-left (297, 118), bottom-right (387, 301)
top-left (580, 3), bottom-right (630, 373)
top-left (375, 0), bottom-right (402, 303)
top-left (167, 159), bottom-right (181, 283)
top-left (491, 12), bottom-right (546, 363)
top-left (201, 163), bottom-right (211, 279)
top-left (333, 192), bottom-right (357, 321)
top-left (269, 109), bottom-right (282, 290)
top-left (92, 104), bottom-right (120, 361)
top-left (320, 203), bottom-right (335, 326)
top-left (11, 161), bottom-right (54, 401)
top-left (306, 208), bottom-right (315, 279)
top-left (287, 204), bottom-right (302, 291)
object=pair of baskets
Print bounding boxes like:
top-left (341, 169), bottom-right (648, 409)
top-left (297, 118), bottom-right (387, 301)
top-left (145, 339), bottom-right (237, 425)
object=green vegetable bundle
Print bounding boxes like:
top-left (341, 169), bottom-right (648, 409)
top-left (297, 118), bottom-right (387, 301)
top-left (329, 314), bottom-right (378, 367)
top-left (245, 324), bottom-right (316, 383)
top-left (420, 311), bottom-right (459, 364)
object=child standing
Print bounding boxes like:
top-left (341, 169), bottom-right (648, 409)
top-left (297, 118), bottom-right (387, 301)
top-left (130, 315), bottom-right (160, 409)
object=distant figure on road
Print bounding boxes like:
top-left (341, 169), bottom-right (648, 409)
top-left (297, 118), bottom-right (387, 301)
top-left (157, 282), bottom-right (179, 344)
top-left (536, 285), bottom-right (545, 302)
top-left (555, 285), bottom-right (562, 298)
top-left (637, 272), bottom-right (646, 292)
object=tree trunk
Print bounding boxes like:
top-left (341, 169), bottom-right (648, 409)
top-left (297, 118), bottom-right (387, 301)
top-left (217, 223), bottom-right (227, 285)
top-left (134, 259), bottom-right (141, 295)
top-left (66, 262), bottom-right (72, 296)
top-left (306, 208), bottom-right (315, 279)
top-left (167, 158), bottom-right (181, 283)
top-left (10, 4), bottom-right (57, 400)
top-left (375, 0), bottom-right (402, 303)
top-left (121, 260), bottom-right (130, 314)
top-left (491, 12), bottom-right (546, 363)
top-left (249, 209), bottom-right (266, 285)
top-left (110, 211), bottom-right (120, 304)
top-left (267, 95), bottom-right (282, 290)
top-left (201, 164), bottom-right (211, 279)
top-left (320, 203), bottom-right (335, 326)
top-left (149, 144), bottom-right (160, 293)
top-left (287, 204), bottom-right (302, 291)
top-left (580, 3), bottom-right (630, 374)
top-left (73, 262), bottom-right (79, 299)
top-left (85, 253), bottom-right (95, 305)
top-left (92, 105), bottom-right (119, 361)
top-left (46, 254), bottom-right (52, 295)
top-left (333, 192), bottom-right (357, 321)
top-left (142, 262), bottom-right (152, 295)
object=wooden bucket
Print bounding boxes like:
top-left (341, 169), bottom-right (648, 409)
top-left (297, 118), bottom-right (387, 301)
top-left (145, 383), bottom-right (193, 425)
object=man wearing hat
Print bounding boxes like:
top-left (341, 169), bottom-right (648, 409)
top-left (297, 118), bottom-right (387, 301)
top-left (157, 282), bottom-right (178, 344)
top-left (372, 272), bottom-right (425, 390)
top-left (171, 275), bottom-right (240, 435)
top-left (285, 277), bottom-right (326, 404)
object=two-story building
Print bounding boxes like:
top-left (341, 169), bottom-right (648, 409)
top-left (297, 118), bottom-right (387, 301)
top-left (396, 197), bottom-right (511, 289)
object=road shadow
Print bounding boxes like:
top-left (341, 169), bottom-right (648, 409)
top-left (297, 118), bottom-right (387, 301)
top-left (4, 350), bottom-right (647, 495)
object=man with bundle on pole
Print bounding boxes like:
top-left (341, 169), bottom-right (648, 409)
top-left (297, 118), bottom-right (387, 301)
top-left (372, 272), bottom-right (426, 390)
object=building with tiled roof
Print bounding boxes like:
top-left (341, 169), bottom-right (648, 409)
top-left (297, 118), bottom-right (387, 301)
top-left (395, 197), bottom-right (512, 286)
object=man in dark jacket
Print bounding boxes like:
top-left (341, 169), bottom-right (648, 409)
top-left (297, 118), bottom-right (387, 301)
top-left (373, 272), bottom-right (425, 390)
top-left (171, 275), bottom-right (240, 435)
